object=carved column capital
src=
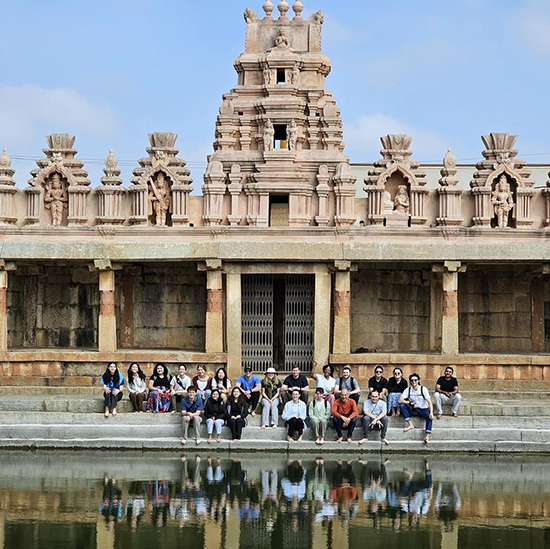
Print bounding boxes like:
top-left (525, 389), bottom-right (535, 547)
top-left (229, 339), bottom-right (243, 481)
top-left (198, 259), bottom-right (223, 272)
top-left (89, 260), bottom-right (123, 272)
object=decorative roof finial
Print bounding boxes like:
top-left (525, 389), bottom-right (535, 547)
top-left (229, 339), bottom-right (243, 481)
top-left (278, 0), bottom-right (289, 19)
top-left (101, 149), bottom-right (122, 185)
top-left (443, 148), bottom-right (457, 170)
top-left (0, 148), bottom-right (11, 168)
top-left (292, 1), bottom-right (304, 19)
top-left (262, 0), bottom-right (274, 19)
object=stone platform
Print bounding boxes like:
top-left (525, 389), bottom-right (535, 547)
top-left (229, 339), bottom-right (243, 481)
top-left (1, 391), bottom-right (549, 454)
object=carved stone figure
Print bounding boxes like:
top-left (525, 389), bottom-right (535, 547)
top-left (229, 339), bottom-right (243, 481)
top-left (148, 171), bottom-right (172, 226)
top-left (44, 173), bottom-right (68, 226)
top-left (289, 65), bottom-right (300, 85)
top-left (491, 175), bottom-right (515, 228)
top-left (243, 7), bottom-right (258, 23)
top-left (263, 67), bottom-right (272, 85)
top-left (275, 28), bottom-right (291, 49)
top-left (383, 190), bottom-right (394, 214)
top-left (287, 120), bottom-right (298, 150)
top-left (394, 185), bottom-right (410, 215)
top-left (263, 120), bottom-right (275, 151)
top-left (312, 10), bottom-right (324, 24)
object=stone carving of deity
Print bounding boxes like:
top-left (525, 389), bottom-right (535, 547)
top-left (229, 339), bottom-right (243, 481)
top-left (289, 65), bottom-right (299, 85)
top-left (394, 184), bottom-right (410, 215)
top-left (263, 120), bottom-right (275, 151)
top-left (275, 28), bottom-right (291, 49)
top-left (148, 171), bottom-right (172, 226)
top-left (44, 173), bottom-right (68, 226)
top-left (263, 67), bottom-right (272, 85)
top-left (383, 190), bottom-right (394, 214)
top-left (491, 174), bottom-right (515, 228)
top-left (287, 120), bottom-right (298, 150)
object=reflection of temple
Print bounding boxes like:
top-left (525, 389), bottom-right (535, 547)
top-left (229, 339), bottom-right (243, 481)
top-left (1, 0), bottom-right (550, 393)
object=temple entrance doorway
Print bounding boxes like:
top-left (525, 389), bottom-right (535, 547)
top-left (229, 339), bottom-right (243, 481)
top-left (242, 274), bottom-right (314, 372)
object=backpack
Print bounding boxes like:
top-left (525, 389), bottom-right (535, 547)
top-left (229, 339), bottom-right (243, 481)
top-left (406, 385), bottom-right (428, 401)
top-left (338, 376), bottom-right (357, 392)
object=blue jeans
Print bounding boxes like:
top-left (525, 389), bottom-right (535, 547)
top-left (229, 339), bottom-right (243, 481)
top-left (399, 404), bottom-right (432, 433)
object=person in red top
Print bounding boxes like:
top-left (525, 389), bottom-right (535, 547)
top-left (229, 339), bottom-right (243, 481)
top-left (331, 389), bottom-right (358, 443)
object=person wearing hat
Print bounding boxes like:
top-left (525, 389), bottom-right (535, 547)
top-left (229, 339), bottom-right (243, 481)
top-left (261, 367), bottom-right (282, 429)
top-left (236, 366), bottom-right (262, 416)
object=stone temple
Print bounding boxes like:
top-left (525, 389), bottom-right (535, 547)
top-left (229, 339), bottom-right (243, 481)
top-left (1, 0), bottom-right (550, 389)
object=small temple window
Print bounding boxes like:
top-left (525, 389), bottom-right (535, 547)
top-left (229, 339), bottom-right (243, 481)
top-left (274, 124), bottom-right (288, 149)
top-left (277, 69), bottom-right (286, 84)
top-left (269, 195), bottom-right (289, 227)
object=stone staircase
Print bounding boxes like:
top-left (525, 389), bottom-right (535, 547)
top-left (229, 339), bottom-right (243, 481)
top-left (0, 384), bottom-right (549, 453)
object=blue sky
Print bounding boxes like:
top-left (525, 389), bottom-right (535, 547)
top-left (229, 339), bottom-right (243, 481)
top-left (3, 0), bottom-right (550, 187)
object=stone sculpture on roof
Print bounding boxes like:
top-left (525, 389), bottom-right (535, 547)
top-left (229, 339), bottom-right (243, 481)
top-left (129, 132), bottom-right (192, 226)
top-left (0, 148), bottom-right (17, 224)
top-left (470, 133), bottom-right (534, 228)
top-left (25, 134), bottom-right (90, 226)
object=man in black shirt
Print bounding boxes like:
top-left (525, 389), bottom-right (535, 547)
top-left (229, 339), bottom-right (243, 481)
top-left (434, 367), bottom-right (462, 419)
top-left (281, 365), bottom-right (310, 406)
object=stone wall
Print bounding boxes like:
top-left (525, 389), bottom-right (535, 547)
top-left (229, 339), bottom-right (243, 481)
top-left (7, 266), bottom-right (99, 348)
top-left (459, 268), bottom-right (532, 352)
top-left (117, 264), bottom-right (206, 350)
top-left (350, 266), bottom-right (430, 352)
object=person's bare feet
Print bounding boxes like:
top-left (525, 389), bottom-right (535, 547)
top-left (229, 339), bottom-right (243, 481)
top-left (232, 439), bottom-right (238, 442)
top-left (436, 413), bottom-right (442, 420)
top-left (424, 435), bottom-right (430, 444)
top-left (315, 437), bottom-right (320, 445)
top-left (112, 409), bottom-right (117, 417)
top-left (297, 435), bottom-right (303, 442)
top-left (452, 412), bottom-right (458, 418)
top-left (382, 438), bottom-right (390, 446)
top-left (104, 408), bottom-right (109, 418)
top-left (207, 435), bottom-right (212, 444)
top-left (216, 434), bottom-right (221, 443)
top-left (181, 438), bottom-right (187, 445)
top-left (336, 437), bottom-right (343, 443)
top-left (347, 438), bottom-right (353, 443)
top-left (403, 425), bottom-right (414, 432)
top-left (272, 424), bottom-right (278, 429)
top-left (287, 436), bottom-right (293, 443)
top-left (196, 439), bottom-right (201, 445)
top-left (261, 425), bottom-right (266, 429)
top-left (319, 437), bottom-right (324, 445)
top-left (251, 411), bottom-right (256, 417)
top-left (359, 438), bottom-right (366, 444)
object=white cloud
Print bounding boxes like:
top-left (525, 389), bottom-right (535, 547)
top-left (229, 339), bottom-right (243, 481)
top-left (343, 112), bottom-right (450, 162)
top-left (0, 85), bottom-right (117, 146)
top-left (514, 0), bottom-right (550, 58)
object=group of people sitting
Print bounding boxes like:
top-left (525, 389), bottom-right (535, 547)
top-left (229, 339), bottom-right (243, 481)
top-left (101, 361), bottom-right (462, 445)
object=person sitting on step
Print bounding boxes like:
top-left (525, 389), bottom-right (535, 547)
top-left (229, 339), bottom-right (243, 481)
top-left (282, 389), bottom-right (307, 442)
top-left (102, 362), bottom-right (124, 418)
top-left (192, 364), bottom-right (214, 404)
top-left (170, 364), bottom-right (191, 413)
top-left (399, 373), bottom-right (434, 444)
top-left (308, 387), bottom-right (332, 445)
top-left (261, 367), bottom-right (281, 429)
top-left (434, 367), bottom-right (462, 419)
top-left (147, 363), bottom-right (172, 413)
top-left (126, 362), bottom-right (146, 413)
top-left (181, 386), bottom-right (204, 445)
top-left (360, 390), bottom-right (390, 445)
top-left (310, 361), bottom-right (336, 407)
top-left (226, 386), bottom-right (249, 442)
top-left (332, 388), bottom-right (358, 443)
top-left (281, 365), bottom-right (310, 407)
top-left (204, 388), bottom-right (228, 444)
top-left (334, 366), bottom-right (361, 404)
top-left (236, 366), bottom-right (262, 416)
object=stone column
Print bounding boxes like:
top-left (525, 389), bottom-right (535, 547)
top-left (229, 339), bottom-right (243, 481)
top-left (0, 261), bottom-right (16, 352)
top-left (438, 261), bottom-right (465, 355)
top-left (314, 268), bottom-right (332, 366)
top-left (226, 272), bottom-right (242, 380)
top-left (429, 272), bottom-right (443, 351)
top-left (200, 260), bottom-right (224, 353)
top-left (92, 260), bottom-right (121, 353)
top-left (531, 267), bottom-right (549, 352)
top-left (332, 261), bottom-right (352, 355)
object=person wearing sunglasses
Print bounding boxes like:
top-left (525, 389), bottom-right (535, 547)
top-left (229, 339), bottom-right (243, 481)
top-left (398, 373), bottom-right (434, 444)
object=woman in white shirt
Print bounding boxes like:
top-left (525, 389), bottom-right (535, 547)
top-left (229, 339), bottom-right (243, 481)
top-left (127, 363), bottom-right (147, 413)
top-left (310, 361), bottom-right (336, 407)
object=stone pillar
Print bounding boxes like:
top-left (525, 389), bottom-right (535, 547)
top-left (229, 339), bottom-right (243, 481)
top-left (200, 260), bottom-right (224, 353)
top-left (436, 261), bottom-right (466, 355)
top-left (91, 260), bottom-right (121, 353)
top-left (332, 261), bottom-right (352, 355)
top-left (226, 272), bottom-right (242, 380)
top-left (531, 269), bottom-right (549, 352)
top-left (0, 261), bottom-right (16, 352)
top-left (429, 272), bottom-right (443, 351)
top-left (314, 268), bottom-right (332, 366)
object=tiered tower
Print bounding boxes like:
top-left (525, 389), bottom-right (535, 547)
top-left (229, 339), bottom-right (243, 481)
top-left (202, 0), bottom-right (356, 227)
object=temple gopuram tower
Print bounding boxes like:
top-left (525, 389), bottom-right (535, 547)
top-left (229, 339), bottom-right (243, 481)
top-left (202, 0), bottom-right (356, 228)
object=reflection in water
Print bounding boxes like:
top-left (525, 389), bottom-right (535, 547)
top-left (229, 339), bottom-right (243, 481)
top-left (0, 454), bottom-right (548, 549)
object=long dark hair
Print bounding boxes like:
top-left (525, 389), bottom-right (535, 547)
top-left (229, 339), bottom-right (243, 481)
top-left (127, 363), bottom-right (146, 383)
top-left (153, 363), bottom-right (169, 379)
top-left (214, 367), bottom-right (230, 388)
top-left (230, 386), bottom-right (245, 406)
top-left (102, 362), bottom-right (120, 386)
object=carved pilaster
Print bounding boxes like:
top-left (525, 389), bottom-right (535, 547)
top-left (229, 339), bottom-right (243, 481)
top-left (0, 261), bottom-right (16, 352)
top-left (315, 165), bottom-right (330, 226)
top-left (199, 260), bottom-right (224, 353)
top-left (437, 148), bottom-right (463, 226)
top-left (0, 149), bottom-right (18, 224)
top-left (333, 163), bottom-right (356, 226)
top-left (202, 161), bottom-right (226, 226)
top-left (227, 165), bottom-right (243, 226)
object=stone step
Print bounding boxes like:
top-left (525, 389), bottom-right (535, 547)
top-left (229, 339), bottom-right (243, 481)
top-left (2, 411), bottom-right (550, 430)
top-left (0, 423), bottom-right (546, 443)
